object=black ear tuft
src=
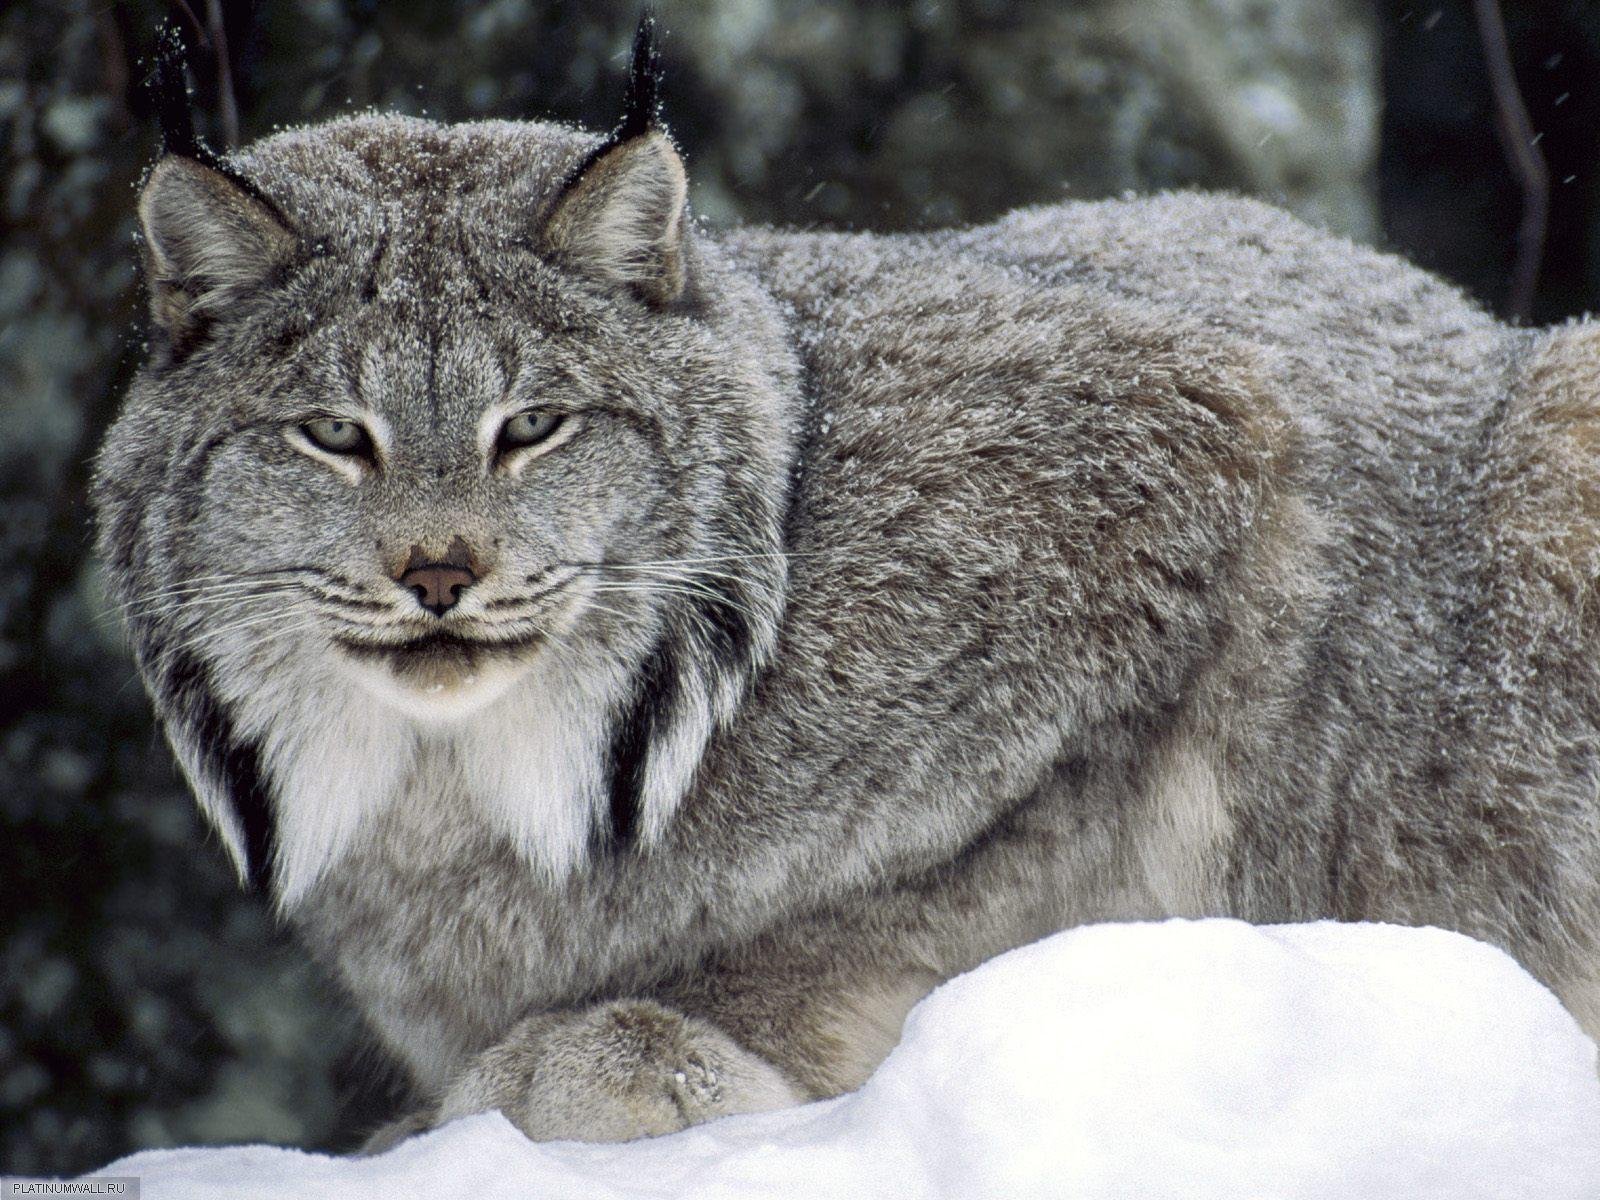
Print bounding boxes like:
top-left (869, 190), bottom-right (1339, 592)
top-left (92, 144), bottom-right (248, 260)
top-left (616, 11), bottom-right (664, 140)
top-left (150, 23), bottom-right (215, 166)
top-left (539, 11), bottom-right (687, 305)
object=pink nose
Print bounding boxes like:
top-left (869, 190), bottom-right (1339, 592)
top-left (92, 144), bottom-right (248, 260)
top-left (398, 564), bottom-right (476, 616)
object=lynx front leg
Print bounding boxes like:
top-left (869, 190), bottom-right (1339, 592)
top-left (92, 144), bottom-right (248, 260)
top-left (432, 1000), bottom-right (804, 1143)
top-left (372, 908), bottom-right (955, 1148)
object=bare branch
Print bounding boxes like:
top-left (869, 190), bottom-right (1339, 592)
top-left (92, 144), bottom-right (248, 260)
top-left (1471, 0), bottom-right (1549, 323)
top-left (203, 0), bottom-right (239, 148)
top-left (168, 0), bottom-right (208, 48)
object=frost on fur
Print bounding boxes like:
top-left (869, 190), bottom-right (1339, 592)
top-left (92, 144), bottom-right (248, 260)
top-left (137, 155), bottom-right (298, 339)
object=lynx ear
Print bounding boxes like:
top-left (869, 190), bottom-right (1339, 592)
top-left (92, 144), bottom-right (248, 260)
top-left (137, 155), bottom-right (298, 337)
top-left (539, 15), bottom-right (688, 304)
top-left (540, 133), bottom-right (688, 304)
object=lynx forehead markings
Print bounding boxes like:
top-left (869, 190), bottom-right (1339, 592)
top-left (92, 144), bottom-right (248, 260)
top-left (95, 18), bottom-right (1600, 1148)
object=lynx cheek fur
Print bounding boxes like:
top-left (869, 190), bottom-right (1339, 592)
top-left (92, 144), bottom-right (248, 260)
top-left (95, 23), bottom-right (1600, 1145)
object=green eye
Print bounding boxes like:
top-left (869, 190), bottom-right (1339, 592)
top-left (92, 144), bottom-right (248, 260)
top-left (499, 409), bottom-right (566, 452)
top-left (302, 418), bottom-right (371, 456)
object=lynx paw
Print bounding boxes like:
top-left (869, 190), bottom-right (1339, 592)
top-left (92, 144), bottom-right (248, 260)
top-left (435, 1000), bottom-right (805, 1142)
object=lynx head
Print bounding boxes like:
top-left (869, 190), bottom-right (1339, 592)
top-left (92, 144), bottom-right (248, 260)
top-left (93, 19), bottom-right (799, 907)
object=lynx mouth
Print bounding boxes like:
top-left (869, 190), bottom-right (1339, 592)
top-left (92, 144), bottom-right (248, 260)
top-left (332, 629), bottom-right (545, 715)
top-left (335, 629), bottom-right (544, 690)
top-left (334, 629), bottom-right (544, 670)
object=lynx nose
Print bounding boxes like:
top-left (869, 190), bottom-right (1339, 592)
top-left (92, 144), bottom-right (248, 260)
top-left (398, 563), bottom-right (477, 617)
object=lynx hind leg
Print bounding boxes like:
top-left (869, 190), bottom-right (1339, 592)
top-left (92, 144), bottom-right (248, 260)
top-left (1489, 321), bottom-right (1600, 1062)
top-left (1490, 318), bottom-right (1600, 610)
top-left (1547, 939), bottom-right (1600, 1056)
top-left (435, 1000), bottom-right (805, 1143)
top-left (359, 1110), bottom-right (433, 1155)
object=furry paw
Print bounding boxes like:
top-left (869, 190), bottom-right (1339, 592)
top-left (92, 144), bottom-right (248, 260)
top-left (434, 999), bottom-right (805, 1142)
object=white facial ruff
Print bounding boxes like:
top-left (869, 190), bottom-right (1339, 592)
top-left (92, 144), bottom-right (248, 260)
top-left (207, 623), bottom-right (637, 910)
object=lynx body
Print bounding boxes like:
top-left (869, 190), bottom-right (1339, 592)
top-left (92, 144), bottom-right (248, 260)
top-left (96, 46), bottom-right (1600, 1143)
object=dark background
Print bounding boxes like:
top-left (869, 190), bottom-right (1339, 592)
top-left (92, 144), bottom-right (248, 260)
top-left (2, 0), bottom-right (1597, 1175)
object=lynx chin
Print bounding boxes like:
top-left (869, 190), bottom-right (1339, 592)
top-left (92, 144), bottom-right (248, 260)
top-left (95, 19), bottom-right (1600, 1147)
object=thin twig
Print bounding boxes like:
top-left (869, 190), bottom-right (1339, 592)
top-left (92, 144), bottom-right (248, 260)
top-left (203, 0), bottom-right (239, 147)
top-left (1471, 0), bottom-right (1549, 323)
top-left (168, 0), bottom-right (208, 49)
top-left (97, 7), bottom-right (129, 121)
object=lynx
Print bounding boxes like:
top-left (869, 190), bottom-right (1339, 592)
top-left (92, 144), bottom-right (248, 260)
top-left (95, 22), bottom-right (1600, 1146)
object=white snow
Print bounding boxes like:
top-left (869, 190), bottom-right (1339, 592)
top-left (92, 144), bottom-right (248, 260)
top-left (81, 920), bottom-right (1600, 1199)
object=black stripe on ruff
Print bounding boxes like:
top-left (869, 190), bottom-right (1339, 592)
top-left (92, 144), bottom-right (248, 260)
top-left (165, 649), bottom-right (275, 890)
top-left (689, 574), bottom-right (754, 678)
top-left (603, 636), bottom-right (681, 850)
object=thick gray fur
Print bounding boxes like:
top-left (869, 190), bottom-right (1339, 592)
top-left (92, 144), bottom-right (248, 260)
top-left (95, 109), bottom-right (1600, 1146)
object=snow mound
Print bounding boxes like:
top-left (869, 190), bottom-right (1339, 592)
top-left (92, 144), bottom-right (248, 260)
top-left (90, 920), bottom-right (1600, 1199)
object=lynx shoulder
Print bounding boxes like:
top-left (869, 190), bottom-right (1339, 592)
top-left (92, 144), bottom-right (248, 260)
top-left (95, 26), bottom-right (1600, 1145)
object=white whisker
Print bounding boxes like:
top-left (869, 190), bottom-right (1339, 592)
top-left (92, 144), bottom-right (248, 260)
top-left (573, 596), bottom-right (639, 624)
top-left (118, 583), bottom-right (307, 621)
top-left (587, 581), bottom-right (765, 622)
top-left (578, 561), bottom-right (783, 599)
top-left (189, 608), bottom-right (323, 645)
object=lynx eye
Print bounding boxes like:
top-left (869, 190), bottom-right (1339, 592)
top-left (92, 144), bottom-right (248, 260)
top-left (498, 409), bottom-right (566, 452)
top-left (301, 418), bottom-right (372, 456)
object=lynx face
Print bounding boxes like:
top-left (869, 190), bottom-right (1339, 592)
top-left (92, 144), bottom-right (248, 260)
top-left (94, 115), bottom-right (798, 903)
top-left (175, 281), bottom-right (691, 720)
